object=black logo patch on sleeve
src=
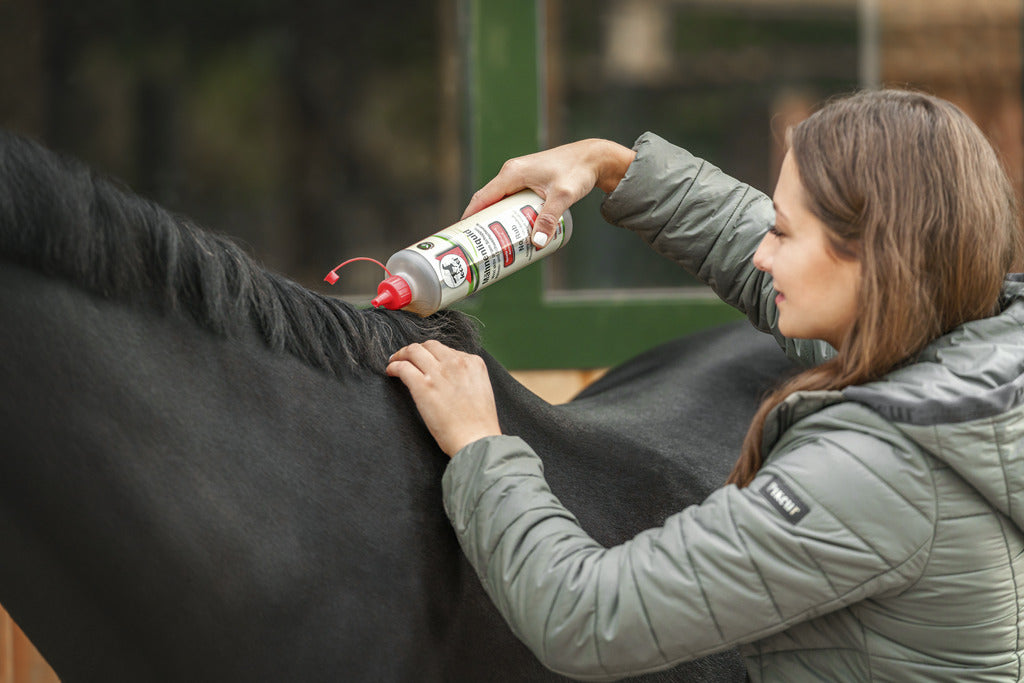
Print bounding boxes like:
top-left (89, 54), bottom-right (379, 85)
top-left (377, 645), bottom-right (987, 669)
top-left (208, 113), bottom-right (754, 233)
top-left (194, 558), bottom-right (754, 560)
top-left (759, 476), bottom-right (810, 525)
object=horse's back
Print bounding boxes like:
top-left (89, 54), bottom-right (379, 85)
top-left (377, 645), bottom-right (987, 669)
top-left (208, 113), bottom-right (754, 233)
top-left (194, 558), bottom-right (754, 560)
top-left (504, 321), bottom-right (795, 544)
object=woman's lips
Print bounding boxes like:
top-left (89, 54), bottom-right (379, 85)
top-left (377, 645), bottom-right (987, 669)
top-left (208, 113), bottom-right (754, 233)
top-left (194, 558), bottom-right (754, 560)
top-left (774, 291), bottom-right (785, 305)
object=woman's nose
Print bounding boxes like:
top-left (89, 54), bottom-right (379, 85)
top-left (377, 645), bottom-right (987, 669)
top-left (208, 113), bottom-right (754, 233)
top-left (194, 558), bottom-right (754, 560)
top-left (752, 233), bottom-right (774, 273)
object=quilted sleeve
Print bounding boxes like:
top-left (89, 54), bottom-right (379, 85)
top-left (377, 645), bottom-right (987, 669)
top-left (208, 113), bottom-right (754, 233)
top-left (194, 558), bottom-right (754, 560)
top-left (442, 427), bottom-right (935, 681)
top-left (600, 131), bottom-right (832, 367)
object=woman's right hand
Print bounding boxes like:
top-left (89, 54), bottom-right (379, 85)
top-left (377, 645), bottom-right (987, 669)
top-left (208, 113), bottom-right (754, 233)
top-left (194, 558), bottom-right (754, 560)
top-left (462, 138), bottom-right (636, 248)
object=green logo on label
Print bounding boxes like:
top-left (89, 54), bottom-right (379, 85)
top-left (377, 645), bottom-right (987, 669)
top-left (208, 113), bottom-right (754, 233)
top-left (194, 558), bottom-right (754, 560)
top-left (417, 242), bottom-right (433, 250)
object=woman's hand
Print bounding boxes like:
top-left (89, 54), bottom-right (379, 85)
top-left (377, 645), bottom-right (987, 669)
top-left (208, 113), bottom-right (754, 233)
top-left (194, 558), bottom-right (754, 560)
top-left (386, 340), bottom-right (502, 457)
top-left (463, 138), bottom-right (636, 248)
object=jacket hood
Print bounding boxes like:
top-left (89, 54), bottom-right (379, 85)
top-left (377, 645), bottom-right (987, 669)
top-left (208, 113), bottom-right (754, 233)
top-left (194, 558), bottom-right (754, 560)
top-left (843, 275), bottom-right (1024, 530)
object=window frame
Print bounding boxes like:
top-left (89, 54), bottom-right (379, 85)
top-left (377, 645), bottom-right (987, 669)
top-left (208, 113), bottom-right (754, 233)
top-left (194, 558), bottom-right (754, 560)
top-left (459, 0), bottom-right (742, 370)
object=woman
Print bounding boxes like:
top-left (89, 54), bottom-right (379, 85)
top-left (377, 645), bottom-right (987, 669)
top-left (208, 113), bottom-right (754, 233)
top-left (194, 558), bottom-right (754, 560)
top-left (386, 89), bottom-right (1024, 680)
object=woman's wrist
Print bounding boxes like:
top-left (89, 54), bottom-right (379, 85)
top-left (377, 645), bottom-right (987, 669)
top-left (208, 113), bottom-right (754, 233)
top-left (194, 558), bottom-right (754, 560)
top-left (448, 432), bottom-right (505, 461)
top-left (593, 139), bottom-right (637, 194)
top-left (445, 426), bottom-right (503, 458)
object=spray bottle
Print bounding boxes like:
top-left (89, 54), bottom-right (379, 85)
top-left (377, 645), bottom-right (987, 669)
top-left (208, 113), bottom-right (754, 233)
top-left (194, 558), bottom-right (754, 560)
top-left (327, 189), bottom-right (572, 316)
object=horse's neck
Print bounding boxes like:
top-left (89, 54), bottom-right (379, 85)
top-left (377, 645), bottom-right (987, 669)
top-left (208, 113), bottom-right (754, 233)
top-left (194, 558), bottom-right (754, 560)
top-left (0, 262), bottom-right (467, 678)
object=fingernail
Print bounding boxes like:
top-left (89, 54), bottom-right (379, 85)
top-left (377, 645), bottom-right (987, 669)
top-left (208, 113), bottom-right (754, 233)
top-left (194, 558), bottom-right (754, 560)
top-left (533, 231), bottom-right (549, 248)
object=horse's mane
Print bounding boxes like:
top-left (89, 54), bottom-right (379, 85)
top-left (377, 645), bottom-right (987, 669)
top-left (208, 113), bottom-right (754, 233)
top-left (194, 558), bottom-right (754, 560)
top-left (0, 129), bottom-right (480, 376)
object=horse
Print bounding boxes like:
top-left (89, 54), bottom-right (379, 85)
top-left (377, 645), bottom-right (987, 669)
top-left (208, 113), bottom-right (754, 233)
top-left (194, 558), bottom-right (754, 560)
top-left (0, 128), bottom-right (795, 681)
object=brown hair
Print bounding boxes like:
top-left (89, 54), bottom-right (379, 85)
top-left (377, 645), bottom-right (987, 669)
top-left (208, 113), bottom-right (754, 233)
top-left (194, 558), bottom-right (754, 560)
top-left (726, 89), bottom-right (1023, 487)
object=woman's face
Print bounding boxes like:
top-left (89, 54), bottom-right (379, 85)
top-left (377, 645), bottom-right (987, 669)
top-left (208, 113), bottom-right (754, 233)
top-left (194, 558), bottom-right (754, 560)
top-left (753, 151), bottom-right (861, 348)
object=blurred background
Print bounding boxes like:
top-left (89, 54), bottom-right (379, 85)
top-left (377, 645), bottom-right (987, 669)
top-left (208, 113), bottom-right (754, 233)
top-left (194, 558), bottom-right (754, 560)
top-left (1, 0), bottom-right (1019, 300)
top-left (0, 1), bottom-right (1022, 679)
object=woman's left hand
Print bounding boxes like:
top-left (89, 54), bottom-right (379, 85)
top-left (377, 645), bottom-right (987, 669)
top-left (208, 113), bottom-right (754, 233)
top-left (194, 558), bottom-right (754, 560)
top-left (386, 340), bottom-right (502, 457)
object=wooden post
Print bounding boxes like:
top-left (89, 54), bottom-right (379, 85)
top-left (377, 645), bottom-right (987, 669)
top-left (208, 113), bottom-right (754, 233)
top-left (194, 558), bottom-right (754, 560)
top-left (1, 606), bottom-right (13, 683)
top-left (0, 605), bottom-right (59, 683)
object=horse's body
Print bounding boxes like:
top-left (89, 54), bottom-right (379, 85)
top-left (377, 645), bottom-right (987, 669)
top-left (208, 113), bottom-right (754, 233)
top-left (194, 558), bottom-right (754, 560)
top-left (0, 130), bottom-right (793, 681)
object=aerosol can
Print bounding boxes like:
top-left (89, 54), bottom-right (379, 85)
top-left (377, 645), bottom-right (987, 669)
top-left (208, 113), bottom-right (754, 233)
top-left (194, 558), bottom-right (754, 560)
top-left (351, 190), bottom-right (572, 316)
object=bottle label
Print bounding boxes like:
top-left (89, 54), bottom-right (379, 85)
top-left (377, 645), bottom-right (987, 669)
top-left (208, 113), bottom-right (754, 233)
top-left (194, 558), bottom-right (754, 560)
top-left (406, 191), bottom-right (567, 306)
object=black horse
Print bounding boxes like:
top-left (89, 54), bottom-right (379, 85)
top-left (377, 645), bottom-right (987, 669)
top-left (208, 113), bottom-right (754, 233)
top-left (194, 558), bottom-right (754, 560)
top-left (0, 130), bottom-right (794, 681)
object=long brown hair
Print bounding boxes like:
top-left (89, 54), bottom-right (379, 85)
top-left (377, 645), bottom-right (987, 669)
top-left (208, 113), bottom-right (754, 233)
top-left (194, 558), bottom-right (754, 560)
top-left (726, 89), bottom-right (1023, 487)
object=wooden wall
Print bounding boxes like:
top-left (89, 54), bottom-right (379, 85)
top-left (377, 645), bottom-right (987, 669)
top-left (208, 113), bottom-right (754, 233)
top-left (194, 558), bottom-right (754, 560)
top-left (880, 0), bottom-right (1024, 200)
top-left (510, 369), bottom-right (609, 405)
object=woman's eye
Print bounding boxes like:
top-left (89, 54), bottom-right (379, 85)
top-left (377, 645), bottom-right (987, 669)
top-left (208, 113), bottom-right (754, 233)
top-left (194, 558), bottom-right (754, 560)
top-left (768, 225), bottom-right (784, 238)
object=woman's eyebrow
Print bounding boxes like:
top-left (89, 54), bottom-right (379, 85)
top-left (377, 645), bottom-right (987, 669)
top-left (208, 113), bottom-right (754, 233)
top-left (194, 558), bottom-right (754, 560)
top-left (772, 202), bottom-right (789, 224)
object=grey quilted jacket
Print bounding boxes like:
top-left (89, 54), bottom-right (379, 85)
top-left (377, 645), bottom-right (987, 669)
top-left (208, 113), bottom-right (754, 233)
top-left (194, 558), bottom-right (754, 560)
top-left (442, 133), bottom-right (1024, 681)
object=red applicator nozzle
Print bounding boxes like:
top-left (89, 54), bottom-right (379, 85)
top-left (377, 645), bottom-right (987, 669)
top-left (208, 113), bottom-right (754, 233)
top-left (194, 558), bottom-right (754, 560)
top-left (324, 257), bottom-right (390, 286)
top-left (324, 257), bottom-right (401, 309)
top-left (371, 274), bottom-right (412, 310)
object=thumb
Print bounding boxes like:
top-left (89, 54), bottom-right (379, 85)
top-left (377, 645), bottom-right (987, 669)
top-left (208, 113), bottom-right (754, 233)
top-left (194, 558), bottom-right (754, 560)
top-left (531, 196), bottom-right (571, 249)
top-left (531, 212), bottom-right (561, 248)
